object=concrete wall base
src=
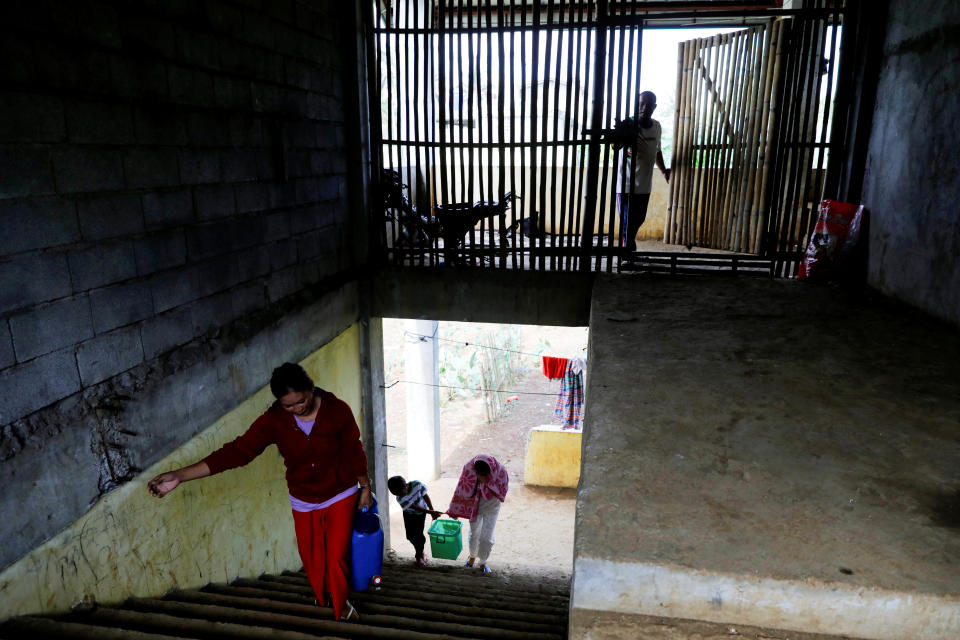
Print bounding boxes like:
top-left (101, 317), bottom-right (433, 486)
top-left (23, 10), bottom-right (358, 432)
top-left (571, 557), bottom-right (960, 640)
top-left (570, 608), bottom-right (871, 640)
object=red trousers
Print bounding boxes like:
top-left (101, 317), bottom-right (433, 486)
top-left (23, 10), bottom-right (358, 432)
top-left (291, 493), bottom-right (356, 619)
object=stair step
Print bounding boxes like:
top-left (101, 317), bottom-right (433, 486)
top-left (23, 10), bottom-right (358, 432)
top-left (378, 564), bottom-right (570, 596)
top-left (270, 572), bottom-right (568, 612)
top-left (69, 607), bottom-right (348, 639)
top-left (285, 568), bottom-right (570, 602)
top-left (229, 579), bottom-right (563, 627)
top-left (0, 615), bottom-right (193, 640)
top-left (347, 591), bottom-right (564, 627)
top-left (2, 561), bottom-right (570, 640)
top-left (257, 575), bottom-right (564, 616)
top-left (171, 589), bottom-right (562, 637)
top-left (121, 598), bottom-right (475, 640)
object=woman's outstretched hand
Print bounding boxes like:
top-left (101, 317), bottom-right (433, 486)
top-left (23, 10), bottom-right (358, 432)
top-left (148, 471), bottom-right (181, 498)
top-left (147, 461), bottom-right (210, 498)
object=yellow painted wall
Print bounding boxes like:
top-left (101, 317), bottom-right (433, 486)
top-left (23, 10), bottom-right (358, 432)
top-left (0, 325), bottom-right (362, 620)
top-left (524, 425), bottom-right (582, 489)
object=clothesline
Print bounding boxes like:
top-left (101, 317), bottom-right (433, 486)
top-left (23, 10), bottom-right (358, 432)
top-left (382, 379), bottom-right (557, 396)
top-left (403, 330), bottom-right (587, 359)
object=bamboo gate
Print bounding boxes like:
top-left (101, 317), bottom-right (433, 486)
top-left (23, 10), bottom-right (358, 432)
top-left (667, 2), bottom-right (842, 276)
top-left (369, 0), bottom-right (847, 276)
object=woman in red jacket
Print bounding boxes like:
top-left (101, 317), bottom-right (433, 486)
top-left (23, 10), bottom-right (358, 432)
top-left (147, 362), bottom-right (372, 622)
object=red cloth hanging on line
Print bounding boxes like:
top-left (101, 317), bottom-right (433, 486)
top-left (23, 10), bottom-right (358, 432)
top-left (542, 356), bottom-right (568, 380)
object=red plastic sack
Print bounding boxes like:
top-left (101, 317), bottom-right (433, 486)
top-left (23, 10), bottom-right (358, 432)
top-left (797, 200), bottom-right (865, 280)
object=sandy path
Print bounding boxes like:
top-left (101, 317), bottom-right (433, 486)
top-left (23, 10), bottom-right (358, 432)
top-left (381, 321), bottom-right (586, 581)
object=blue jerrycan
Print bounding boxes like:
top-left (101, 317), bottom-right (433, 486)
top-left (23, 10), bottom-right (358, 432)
top-left (350, 496), bottom-right (384, 592)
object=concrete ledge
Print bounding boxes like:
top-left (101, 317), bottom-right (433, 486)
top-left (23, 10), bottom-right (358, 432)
top-left (571, 557), bottom-right (960, 640)
top-left (524, 424), bottom-right (582, 488)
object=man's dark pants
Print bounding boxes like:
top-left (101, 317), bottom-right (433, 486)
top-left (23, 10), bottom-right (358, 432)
top-left (618, 192), bottom-right (651, 254)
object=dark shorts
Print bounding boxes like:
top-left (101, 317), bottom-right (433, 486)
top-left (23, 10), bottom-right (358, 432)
top-left (402, 510), bottom-right (427, 558)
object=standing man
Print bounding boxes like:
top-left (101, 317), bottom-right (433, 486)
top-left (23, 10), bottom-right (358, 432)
top-left (617, 90), bottom-right (670, 259)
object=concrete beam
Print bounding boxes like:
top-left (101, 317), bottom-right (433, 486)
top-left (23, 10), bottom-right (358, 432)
top-left (370, 267), bottom-right (593, 327)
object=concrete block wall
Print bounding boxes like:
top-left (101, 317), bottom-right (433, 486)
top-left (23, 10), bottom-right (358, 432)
top-left (861, 0), bottom-right (960, 326)
top-left (0, 0), bottom-right (365, 570)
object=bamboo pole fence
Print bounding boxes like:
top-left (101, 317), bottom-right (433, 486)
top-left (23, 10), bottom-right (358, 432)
top-left (374, 0), bottom-right (845, 274)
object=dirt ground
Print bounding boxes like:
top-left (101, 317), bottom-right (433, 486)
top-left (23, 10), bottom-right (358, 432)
top-left (381, 320), bottom-right (587, 582)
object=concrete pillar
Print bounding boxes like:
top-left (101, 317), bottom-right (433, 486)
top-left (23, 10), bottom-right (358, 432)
top-left (404, 319), bottom-right (440, 480)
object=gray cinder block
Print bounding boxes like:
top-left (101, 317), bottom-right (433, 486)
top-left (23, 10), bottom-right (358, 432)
top-left (68, 240), bottom-right (137, 291)
top-left (0, 253), bottom-right (72, 315)
top-left (77, 193), bottom-right (143, 241)
top-left (143, 189), bottom-right (194, 229)
top-left (53, 147), bottom-right (124, 193)
top-left (0, 146), bottom-right (55, 199)
top-left (0, 93), bottom-right (65, 143)
top-left (65, 100), bottom-right (133, 144)
top-left (124, 148), bottom-right (180, 189)
top-left (0, 348), bottom-right (80, 425)
top-left (134, 229), bottom-right (188, 275)
top-left (139, 306), bottom-right (193, 360)
top-left (89, 281), bottom-right (154, 334)
top-left (10, 296), bottom-right (94, 362)
top-left (0, 197), bottom-right (79, 255)
top-left (76, 325), bottom-right (143, 386)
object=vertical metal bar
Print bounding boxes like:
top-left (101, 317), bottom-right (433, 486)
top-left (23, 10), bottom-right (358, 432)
top-left (814, 6), bottom-right (840, 196)
top-left (437, 0), bottom-right (449, 236)
top-left (777, 11), bottom-right (813, 256)
top-left (595, 24), bottom-right (617, 272)
top-left (536, 3), bottom-right (554, 271)
top-left (509, 1), bottom-right (519, 269)
top-left (466, 25), bottom-right (478, 262)
top-left (572, 5), bottom-right (594, 271)
top-left (782, 6), bottom-right (823, 256)
top-left (823, 0), bottom-right (848, 198)
top-left (558, 20), bottom-right (578, 271)
top-left (546, 21), bottom-right (563, 270)
top-left (579, 0), bottom-right (608, 272)
top-left (399, 0), bottom-right (415, 265)
top-left (382, 3), bottom-right (397, 260)
top-left (528, 0), bottom-right (542, 270)
top-left (488, 0), bottom-right (500, 267)
top-left (366, 1), bottom-right (386, 264)
top-left (427, 0), bottom-right (441, 266)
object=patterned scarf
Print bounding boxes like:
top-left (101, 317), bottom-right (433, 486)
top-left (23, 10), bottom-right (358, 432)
top-left (446, 454), bottom-right (509, 521)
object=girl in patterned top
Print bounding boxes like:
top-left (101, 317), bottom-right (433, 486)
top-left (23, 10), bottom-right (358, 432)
top-left (388, 475), bottom-right (440, 566)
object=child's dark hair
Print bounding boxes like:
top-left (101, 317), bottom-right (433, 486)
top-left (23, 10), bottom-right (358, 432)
top-left (474, 459), bottom-right (491, 475)
top-left (270, 363), bottom-right (314, 398)
top-left (387, 476), bottom-right (407, 495)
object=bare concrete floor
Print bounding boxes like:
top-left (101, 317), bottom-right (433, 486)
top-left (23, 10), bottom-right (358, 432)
top-left (572, 275), bottom-right (960, 640)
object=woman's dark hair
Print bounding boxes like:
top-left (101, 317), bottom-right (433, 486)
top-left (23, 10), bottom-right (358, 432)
top-left (270, 363), bottom-right (314, 398)
top-left (474, 459), bottom-right (491, 475)
top-left (387, 476), bottom-right (406, 495)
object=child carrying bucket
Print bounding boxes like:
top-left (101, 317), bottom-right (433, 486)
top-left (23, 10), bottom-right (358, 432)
top-left (446, 454), bottom-right (509, 574)
top-left (387, 475), bottom-right (440, 566)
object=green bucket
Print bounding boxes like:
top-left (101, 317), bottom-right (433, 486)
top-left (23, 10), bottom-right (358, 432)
top-left (427, 518), bottom-right (463, 560)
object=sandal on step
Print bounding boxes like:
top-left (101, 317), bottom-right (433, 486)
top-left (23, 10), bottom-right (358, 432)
top-left (339, 600), bottom-right (359, 621)
top-left (479, 564), bottom-right (491, 574)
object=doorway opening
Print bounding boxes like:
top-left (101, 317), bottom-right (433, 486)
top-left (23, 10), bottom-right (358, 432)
top-left (381, 318), bottom-right (587, 578)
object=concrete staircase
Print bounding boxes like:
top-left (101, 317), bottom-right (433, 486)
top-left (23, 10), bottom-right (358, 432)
top-left (0, 561), bottom-right (570, 640)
